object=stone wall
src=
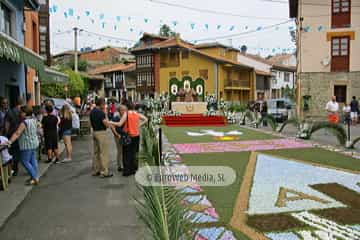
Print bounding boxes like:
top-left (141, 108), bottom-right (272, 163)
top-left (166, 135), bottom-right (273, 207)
top-left (299, 72), bottom-right (360, 116)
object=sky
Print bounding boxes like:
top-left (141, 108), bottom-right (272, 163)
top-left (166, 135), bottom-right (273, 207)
top-left (50, 0), bottom-right (296, 56)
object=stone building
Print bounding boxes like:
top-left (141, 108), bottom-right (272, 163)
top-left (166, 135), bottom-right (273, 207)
top-left (289, 0), bottom-right (360, 116)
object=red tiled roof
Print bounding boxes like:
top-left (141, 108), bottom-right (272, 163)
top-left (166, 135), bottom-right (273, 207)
top-left (132, 37), bottom-right (253, 69)
top-left (88, 63), bottom-right (136, 75)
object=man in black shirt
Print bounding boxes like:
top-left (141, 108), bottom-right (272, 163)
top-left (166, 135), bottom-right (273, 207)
top-left (350, 96), bottom-right (359, 125)
top-left (90, 98), bottom-right (112, 178)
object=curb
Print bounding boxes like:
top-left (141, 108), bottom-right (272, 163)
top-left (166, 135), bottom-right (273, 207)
top-left (0, 143), bottom-right (66, 228)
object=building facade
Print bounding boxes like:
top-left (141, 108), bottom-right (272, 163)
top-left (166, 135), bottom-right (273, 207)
top-left (24, 8), bottom-right (40, 105)
top-left (0, 0), bottom-right (44, 107)
top-left (132, 34), bottom-right (256, 103)
top-left (290, 0), bottom-right (360, 115)
top-left (89, 63), bottom-right (136, 102)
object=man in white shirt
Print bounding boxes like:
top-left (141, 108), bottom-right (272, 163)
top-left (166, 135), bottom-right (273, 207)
top-left (325, 96), bottom-right (339, 124)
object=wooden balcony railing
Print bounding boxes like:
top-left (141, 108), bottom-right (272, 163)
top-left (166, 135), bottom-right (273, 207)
top-left (225, 79), bottom-right (250, 88)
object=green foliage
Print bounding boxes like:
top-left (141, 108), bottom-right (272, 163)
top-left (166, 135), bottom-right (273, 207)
top-left (350, 136), bottom-right (360, 149)
top-left (40, 83), bottom-right (67, 98)
top-left (278, 117), bottom-right (302, 133)
top-left (228, 103), bottom-right (247, 113)
top-left (259, 115), bottom-right (278, 131)
top-left (283, 85), bottom-right (296, 102)
top-left (307, 122), bottom-right (347, 146)
top-left (159, 24), bottom-right (176, 37)
top-left (65, 70), bottom-right (85, 97)
top-left (136, 181), bottom-right (192, 240)
top-left (67, 59), bottom-right (88, 72)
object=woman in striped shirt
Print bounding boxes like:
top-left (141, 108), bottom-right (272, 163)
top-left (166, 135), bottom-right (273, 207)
top-left (8, 105), bottom-right (40, 186)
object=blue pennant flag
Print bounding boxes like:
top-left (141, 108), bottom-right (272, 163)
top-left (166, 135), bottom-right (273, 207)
top-left (317, 25), bottom-right (324, 32)
top-left (144, 18), bottom-right (149, 23)
top-left (128, 17), bottom-right (131, 21)
top-left (49, 7), bottom-right (53, 14)
top-left (68, 8), bottom-right (74, 17)
top-left (100, 13), bottom-right (105, 20)
top-left (256, 26), bottom-right (262, 31)
top-left (116, 16), bottom-right (121, 22)
top-left (217, 25), bottom-right (221, 30)
top-left (304, 26), bottom-right (311, 32)
top-left (229, 26), bottom-right (235, 31)
top-left (102, 22), bottom-right (106, 28)
top-left (205, 24), bottom-right (209, 30)
top-left (245, 26), bottom-right (249, 30)
top-left (64, 12), bottom-right (68, 18)
top-left (130, 28), bottom-right (134, 32)
top-left (172, 21), bottom-right (178, 27)
top-left (85, 11), bottom-right (90, 16)
top-left (52, 5), bottom-right (58, 13)
top-left (77, 16), bottom-right (81, 21)
top-left (190, 23), bottom-right (195, 29)
top-left (91, 18), bottom-right (95, 24)
top-left (275, 26), bottom-right (280, 30)
top-left (288, 26), bottom-right (294, 31)
top-left (114, 25), bottom-right (117, 30)
top-left (272, 48), bottom-right (276, 53)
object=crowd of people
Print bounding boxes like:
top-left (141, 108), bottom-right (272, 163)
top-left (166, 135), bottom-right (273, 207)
top-left (326, 95), bottom-right (359, 125)
top-left (89, 98), bottom-right (148, 178)
top-left (0, 97), bottom-right (76, 186)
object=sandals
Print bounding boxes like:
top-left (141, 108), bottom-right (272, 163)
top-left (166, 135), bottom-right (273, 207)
top-left (25, 179), bottom-right (39, 186)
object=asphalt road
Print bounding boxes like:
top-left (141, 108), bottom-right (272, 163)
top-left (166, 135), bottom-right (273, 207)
top-left (0, 134), bottom-right (144, 240)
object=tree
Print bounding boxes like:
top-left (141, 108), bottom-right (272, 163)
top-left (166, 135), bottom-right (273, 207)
top-left (65, 70), bottom-right (85, 97)
top-left (159, 24), bottom-right (176, 37)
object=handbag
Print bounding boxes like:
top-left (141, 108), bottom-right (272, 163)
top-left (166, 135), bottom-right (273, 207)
top-left (118, 112), bottom-right (132, 146)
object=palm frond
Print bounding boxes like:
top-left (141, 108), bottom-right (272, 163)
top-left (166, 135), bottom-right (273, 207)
top-left (308, 122), bottom-right (347, 146)
top-left (350, 136), bottom-right (360, 149)
top-left (278, 117), bottom-right (301, 133)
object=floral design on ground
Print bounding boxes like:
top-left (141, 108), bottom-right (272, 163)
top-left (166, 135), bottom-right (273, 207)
top-left (173, 139), bottom-right (313, 154)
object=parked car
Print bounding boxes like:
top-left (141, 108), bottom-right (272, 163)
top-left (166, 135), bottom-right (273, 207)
top-left (267, 98), bottom-right (293, 122)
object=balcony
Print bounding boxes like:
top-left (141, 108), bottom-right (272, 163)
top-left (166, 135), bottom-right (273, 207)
top-left (224, 79), bottom-right (250, 90)
top-left (114, 81), bottom-right (123, 89)
top-left (104, 81), bottom-right (113, 89)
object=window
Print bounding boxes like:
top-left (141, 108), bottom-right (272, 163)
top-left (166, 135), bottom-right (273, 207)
top-left (332, 0), bottom-right (351, 28)
top-left (137, 72), bottom-right (154, 87)
top-left (284, 72), bottom-right (290, 82)
top-left (199, 69), bottom-right (208, 80)
top-left (137, 55), bottom-right (153, 68)
top-left (32, 21), bottom-right (38, 52)
top-left (182, 71), bottom-right (189, 76)
top-left (334, 85), bottom-right (347, 103)
top-left (182, 51), bottom-right (189, 59)
top-left (169, 72), bottom-right (176, 78)
top-left (0, 3), bottom-right (12, 36)
top-left (331, 37), bottom-right (350, 72)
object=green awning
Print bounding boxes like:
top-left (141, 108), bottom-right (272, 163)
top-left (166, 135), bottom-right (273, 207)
top-left (42, 68), bottom-right (69, 84)
top-left (0, 32), bottom-right (45, 78)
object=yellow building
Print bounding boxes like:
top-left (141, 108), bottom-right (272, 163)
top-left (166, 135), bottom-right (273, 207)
top-left (132, 34), bottom-right (256, 102)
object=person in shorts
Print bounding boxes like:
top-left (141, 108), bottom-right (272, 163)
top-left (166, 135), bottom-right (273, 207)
top-left (41, 105), bottom-right (60, 163)
top-left (350, 96), bottom-right (359, 125)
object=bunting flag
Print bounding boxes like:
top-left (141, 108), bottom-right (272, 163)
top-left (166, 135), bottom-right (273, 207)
top-left (229, 26), bottom-right (235, 31)
top-left (68, 8), bottom-right (74, 17)
top-left (217, 25), bottom-right (221, 30)
top-left (205, 24), bottom-right (209, 30)
top-left (100, 13), bottom-right (105, 20)
top-left (116, 16), bottom-right (121, 22)
top-left (85, 11), bottom-right (90, 16)
top-left (190, 23), bottom-right (195, 30)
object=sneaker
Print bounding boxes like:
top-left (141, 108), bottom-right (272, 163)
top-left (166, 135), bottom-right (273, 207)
top-left (54, 158), bottom-right (60, 164)
top-left (117, 167), bottom-right (123, 172)
top-left (60, 158), bottom-right (72, 163)
top-left (100, 173), bottom-right (114, 178)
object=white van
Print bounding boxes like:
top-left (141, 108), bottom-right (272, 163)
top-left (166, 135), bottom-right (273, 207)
top-left (267, 98), bottom-right (293, 122)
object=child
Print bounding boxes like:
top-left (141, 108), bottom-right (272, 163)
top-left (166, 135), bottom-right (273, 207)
top-left (0, 136), bottom-right (12, 165)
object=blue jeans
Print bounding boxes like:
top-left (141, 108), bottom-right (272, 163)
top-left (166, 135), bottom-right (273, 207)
top-left (20, 149), bottom-right (38, 180)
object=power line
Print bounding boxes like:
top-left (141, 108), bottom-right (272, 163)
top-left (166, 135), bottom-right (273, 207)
top-left (148, 0), bottom-right (289, 20)
top-left (194, 20), bottom-right (293, 42)
top-left (80, 30), bottom-right (137, 43)
top-left (261, 0), bottom-right (360, 7)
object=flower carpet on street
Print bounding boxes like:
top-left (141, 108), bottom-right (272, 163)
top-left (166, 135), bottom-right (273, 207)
top-left (173, 139), bottom-right (313, 154)
top-left (163, 126), bottom-right (360, 240)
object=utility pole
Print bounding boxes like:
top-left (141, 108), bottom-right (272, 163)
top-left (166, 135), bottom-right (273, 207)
top-left (73, 27), bottom-right (79, 72)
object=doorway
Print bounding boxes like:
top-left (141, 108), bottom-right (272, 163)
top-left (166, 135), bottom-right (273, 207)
top-left (6, 85), bottom-right (20, 108)
top-left (334, 85), bottom-right (347, 103)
